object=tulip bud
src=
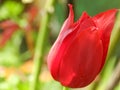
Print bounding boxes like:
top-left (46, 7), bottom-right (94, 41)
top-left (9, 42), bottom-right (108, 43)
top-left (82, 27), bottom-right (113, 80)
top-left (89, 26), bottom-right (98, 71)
top-left (47, 4), bottom-right (117, 88)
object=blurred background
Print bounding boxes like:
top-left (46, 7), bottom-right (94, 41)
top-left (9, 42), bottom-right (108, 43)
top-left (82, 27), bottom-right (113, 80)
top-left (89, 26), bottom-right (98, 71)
top-left (0, 0), bottom-right (120, 90)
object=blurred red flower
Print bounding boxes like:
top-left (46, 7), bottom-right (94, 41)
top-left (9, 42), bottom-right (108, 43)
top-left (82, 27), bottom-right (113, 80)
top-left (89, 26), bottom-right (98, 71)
top-left (0, 20), bottom-right (19, 47)
top-left (0, 6), bottom-right (38, 48)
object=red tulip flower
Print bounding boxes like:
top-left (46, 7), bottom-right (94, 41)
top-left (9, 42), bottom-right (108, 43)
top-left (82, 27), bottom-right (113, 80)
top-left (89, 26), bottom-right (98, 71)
top-left (47, 4), bottom-right (117, 88)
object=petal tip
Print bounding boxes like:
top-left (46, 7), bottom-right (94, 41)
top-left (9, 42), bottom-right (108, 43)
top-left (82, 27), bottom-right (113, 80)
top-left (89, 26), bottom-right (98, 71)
top-left (67, 4), bottom-right (74, 22)
top-left (68, 4), bottom-right (73, 8)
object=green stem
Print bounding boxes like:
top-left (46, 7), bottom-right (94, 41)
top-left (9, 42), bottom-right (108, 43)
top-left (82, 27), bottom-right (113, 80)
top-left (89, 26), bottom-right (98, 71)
top-left (30, 0), bottom-right (55, 90)
top-left (63, 86), bottom-right (69, 90)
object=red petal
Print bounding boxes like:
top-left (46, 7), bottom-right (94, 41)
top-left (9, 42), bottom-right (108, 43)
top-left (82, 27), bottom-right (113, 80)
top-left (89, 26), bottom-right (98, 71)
top-left (72, 12), bottom-right (96, 34)
top-left (76, 12), bottom-right (90, 25)
top-left (59, 4), bottom-right (74, 36)
top-left (47, 23), bottom-right (78, 81)
top-left (47, 4), bottom-right (74, 80)
top-left (59, 28), bottom-right (103, 87)
top-left (93, 9), bottom-right (117, 30)
top-left (0, 25), bottom-right (18, 47)
top-left (93, 9), bottom-right (117, 69)
top-left (93, 9), bottom-right (117, 37)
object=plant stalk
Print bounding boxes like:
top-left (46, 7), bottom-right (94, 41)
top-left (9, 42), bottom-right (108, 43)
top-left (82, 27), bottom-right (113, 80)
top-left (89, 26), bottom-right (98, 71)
top-left (63, 86), bottom-right (69, 90)
top-left (30, 0), bottom-right (55, 90)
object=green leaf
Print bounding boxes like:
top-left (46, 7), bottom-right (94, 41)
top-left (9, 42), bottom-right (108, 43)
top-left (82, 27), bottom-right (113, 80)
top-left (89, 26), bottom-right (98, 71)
top-left (40, 80), bottom-right (62, 90)
top-left (0, 1), bottom-right (24, 20)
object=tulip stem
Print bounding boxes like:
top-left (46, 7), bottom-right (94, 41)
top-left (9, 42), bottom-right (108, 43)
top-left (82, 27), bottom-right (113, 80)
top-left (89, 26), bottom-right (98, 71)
top-left (63, 87), bottom-right (69, 90)
top-left (30, 0), bottom-right (55, 90)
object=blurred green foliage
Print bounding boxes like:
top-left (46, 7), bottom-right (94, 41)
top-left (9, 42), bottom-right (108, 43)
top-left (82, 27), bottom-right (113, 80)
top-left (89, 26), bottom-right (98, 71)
top-left (0, 0), bottom-right (120, 90)
top-left (74, 0), bottom-right (120, 20)
top-left (0, 30), bottom-right (24, 66)
top-left (0, 1), bottom-right (24, 20)
top-left (0, 1), bottom-right (31, 66)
